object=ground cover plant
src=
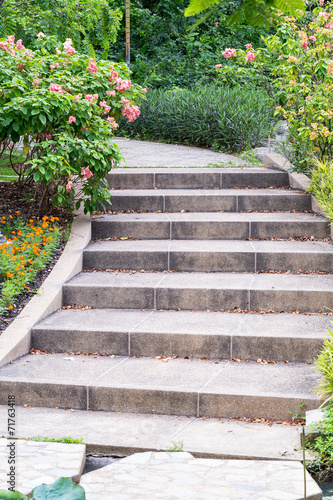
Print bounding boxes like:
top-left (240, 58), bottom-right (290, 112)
top-left (118, 85), bottom-right (276, 152)
top-left (306, 401), bottom-right (333, 483)
top-left (309, 159), bottom-right (333, 222)
top-left (0, 214), bottom-right (61, 315)
top-left (0, 33), bottom-right (144, 216)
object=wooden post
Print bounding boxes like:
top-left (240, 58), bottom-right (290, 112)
top-left (125, 0), bottom-right (130, 69)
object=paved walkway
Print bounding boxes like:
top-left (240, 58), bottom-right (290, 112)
top-left (112, 138), bottom-right (246, 167)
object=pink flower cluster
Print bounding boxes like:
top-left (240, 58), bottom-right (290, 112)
top-left (100, 100), bottom-right (111, 114)
top-left (325, 22), bottom-right (333, 30)
top-left (37, 32), bottom-right (46, 39)
top-left (215, 64), bottom-right (222, 68)
top-left (86, 94), bottom-right (98, 102)
top-left (50, 63), bottom-right (59, 70)
top-left (0, 41), bottom-right (8, 51)
top-left (68, 116), bottom-right (76, 123)
top-left (106, 90), bottom-right (116, 97)
top-left (246, 50), bottom-right (255, 62)
top-left (63, 38), bottom-right (75, 55)
top-left (122, 104), bottom-right (140, 123)
top-left (319, 12), bottom-right (330, 19)
top-left (223, 48), bottom-right (236, 59)
top-left (81, 167), bottom-right (93, 180)
top-left (66, 180), bottom-right (73, 191)
top-left (16, 39), bottom-right (25, 51)
top-left (7, 35), bottom-right (15, 45)
top-left (49, 83), bottom-right (63, 93)
top-left (115, 78), bottom-right (131, 92)
top-left (33, 79), bottom-right (40, 86)
top-left (245, 44), bottom-right (252, 49)
top-left (87, 59), bottom-right (98, 75)
top-left (300, 37), bottom-right (308, 49)
top-left (107, 116), bottom-right (119, 130)
top-left (109, 66), bottom-right (119, 81)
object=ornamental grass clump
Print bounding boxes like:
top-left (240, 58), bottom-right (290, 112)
top-left (119, 85), bottom-right (275, 153)
top-left (0, 213), bottom-right (61, 314)
top-left (0, 33), bottom-right (145, 215)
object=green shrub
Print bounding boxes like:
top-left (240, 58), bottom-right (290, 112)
top-left (314, 321), bottom-right (333, 406)
top-left (118, 85), bottom-right (275, 153)
top-left (306, 401), bottom-right (333, 482)
top-left (309, 159), bottom-right (333, 223)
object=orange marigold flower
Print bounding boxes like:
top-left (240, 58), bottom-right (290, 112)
top-left (6, 272), bottom-right (14, 278)
top-left (8, 305), bottom-right (13, 310)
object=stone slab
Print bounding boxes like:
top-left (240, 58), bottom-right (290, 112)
top-left (107, 188), bottom-right (311, 212)
top-left (83, 239), bottom-right (333, 272)
top-left (80, 451), bottom-right (322, 499)
top-left (63, 271), bottom-right (333, 312)
top-left (0, 438), bottom-right (85, 493)
top-left (0, 406), bottom-right (305, 461)
top-left (92, 211), bottom-right (330, 240)
top-left (0, 354), bottom-right (321, 419)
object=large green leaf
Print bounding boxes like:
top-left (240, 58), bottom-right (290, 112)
top-left (185, 0), bottom-right (220, 17)
top-left (32, 478), bottom-right (86, 500)
top-left (0, 490), bottom-right (30, 500)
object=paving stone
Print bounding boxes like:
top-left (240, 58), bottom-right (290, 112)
top-left (80, 451), bottom-right (322, 499)
top-left (0, 438), bottom-right (85, 494)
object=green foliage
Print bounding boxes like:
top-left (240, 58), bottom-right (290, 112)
top-left (309, 159), bottom-right (333, 223)
top-left (119, 85), bottom-right (276, 152)
top-left (0, 34), bottom-right (145, 215)
top-left (314, 323), bottom-right (333, 406)
top-left (29, 436), bottom-right (84, 444)
top-left (0, 491), bottom-right (29, 500)
top-left (32, 477), bottom-right (85, 499)
top-left (0, 0), bottom-right (122, 53)
top-left (306, 401), bottom-right (333, 482)
top-left (184, 0), bottom-right (305, 29)
top-left (0, 478), bottom-right (86, 500)
top-left (110, 0), bottom-right (268, 89)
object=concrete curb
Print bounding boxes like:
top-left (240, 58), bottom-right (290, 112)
top-left (0, 209), bottom-right (91, 368)
top-left (264, 153), bottom-right (333, 238)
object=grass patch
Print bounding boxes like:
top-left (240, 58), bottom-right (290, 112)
top-left (309, 159), bottom-right (333, 224)
top-left (0, 152), bottom-right (25, 181)
top-left (118, 85), bottom-right (276, 153)
top-left (28, 435), bottom-right (84, 444)
top-left (0, 214), bottom-right (62, 315)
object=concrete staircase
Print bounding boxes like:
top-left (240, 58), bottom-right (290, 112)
top-left (1, 167), bottom-right (332, 423)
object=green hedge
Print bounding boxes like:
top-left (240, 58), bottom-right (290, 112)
top-left (119, 86), bottom-right (275, 153)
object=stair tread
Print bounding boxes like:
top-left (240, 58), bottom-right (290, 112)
top-left (93, 212), bottom-right (327, 222)
top-left (34, 308), bottom-right (331, 339)
top-left (0, 353), bottom-right (319, 398)
top-left (66, 270), bottom-right (333, 291)
top-left (109, 188), bottom-right (307, 196)
top-left (1, 405), bottom-right (303, 461)
top-left (85, 239), bottom-right (333, 254)
top-left (111, 167), bottom-right (281, 174)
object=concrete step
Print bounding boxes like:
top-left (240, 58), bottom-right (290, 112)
top-left (107, 167), bottom-right (289, 190)
top-left (83, 239), bottom-right (333, 272)
top-left (106, 188), bottom-right (311, 212)
top-left (32, 308), bottom-right (331, 362)
top-left (63, 271), bottom-right (333, 313)
top-left (0, 406), bottom-right (304, 461)
top-left (92, 212), bottom-right (330, 240)
top-left (0, 354), bottom-right (321, 420)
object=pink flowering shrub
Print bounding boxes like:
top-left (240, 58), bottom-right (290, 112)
top-left (214, 3), bottom-right (333, 172)
top-left (0, 34), bottom-right (145, 215)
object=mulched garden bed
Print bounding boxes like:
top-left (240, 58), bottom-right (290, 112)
top-left (0, 181), bottom-right (73, 334)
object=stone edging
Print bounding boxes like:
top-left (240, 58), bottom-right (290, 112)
top-left (264, 153), bottom-right (333, 238)
top-left (0, 210), bottom-right (91, 369)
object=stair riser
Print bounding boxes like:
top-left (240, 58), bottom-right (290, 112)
top-left (63, 285), bottom-right (333, 313)
top-left (106, 194), bottom-right (311, 213)
top-left (31, 329), bottom-right (324, 363)
top-left (83, 250), bottom-right (333, 273)
top-left (0, 380), bottom-right (320, 420)
top-left (92, 220), bottom-right (330, 240)
top-left (107, 172), bottom-right (289, 190)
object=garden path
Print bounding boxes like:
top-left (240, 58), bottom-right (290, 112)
top-left (0, 140), bottom-right (331, 498)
